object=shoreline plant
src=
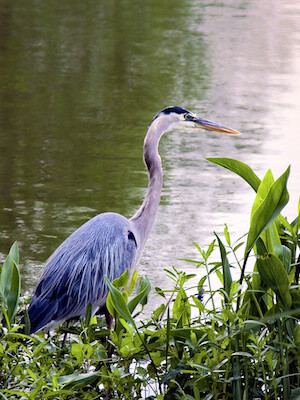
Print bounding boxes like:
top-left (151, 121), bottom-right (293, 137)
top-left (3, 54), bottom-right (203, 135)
top-left (0, 158), bottom-right (299, 399)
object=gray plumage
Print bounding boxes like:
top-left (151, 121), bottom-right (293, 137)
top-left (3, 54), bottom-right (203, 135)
top-left (26, 106), bottom-right (240, 333)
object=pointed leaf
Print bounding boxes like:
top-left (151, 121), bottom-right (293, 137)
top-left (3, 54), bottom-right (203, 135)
top-left (215, 233), bottom-right (232, 298)
top-left (250, 169), bottom-right (274, 220)
top-left (206, 158), bottom-right (261, 192)
top-left (224, 224), bottom-right (230, 246)
top-left (206, 240), bottom-right (215, 259)
top-left (256, 253), bottom-right (292, 309)
top-left (105, 276), bottom-right (135, 326)
top-left (128, 277), bottom-right (151, 313)
top-left (128, 270), bottom-right (138, 295)
top-left (56, 371), bottom-right (100, 389)
top-left (173, 288), bottom-right (190, 326)
top-left (6, 261), bottom-right (21, 322)
top-left (112, 269), bottom-right (128, 289)
top-left (0, 242), bottom-right (19, 304)
top-left (245, 166), bottom-right (290, 257)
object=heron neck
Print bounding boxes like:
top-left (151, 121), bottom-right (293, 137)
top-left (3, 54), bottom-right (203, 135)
top-left (130, 120), bottom-right (164, 252)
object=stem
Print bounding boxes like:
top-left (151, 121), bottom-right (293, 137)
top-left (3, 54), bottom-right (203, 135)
top-left (133, 321), bottom-right (162, 395)
top-left (232, 329), bottom-right (242, 399)
top-left (236, 251), bottom-right (250, 312)
top-left (260, 357), bottom-right (268, 400)
top-left (205, 259), bottom-right (216, 312)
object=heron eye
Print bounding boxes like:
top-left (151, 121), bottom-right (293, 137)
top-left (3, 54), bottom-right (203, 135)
top-left (184, 114), bottom-right (193, 121)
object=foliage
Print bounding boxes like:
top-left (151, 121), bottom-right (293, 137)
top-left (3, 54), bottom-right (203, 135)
top-left (0, 159), bottom-right (299, 399)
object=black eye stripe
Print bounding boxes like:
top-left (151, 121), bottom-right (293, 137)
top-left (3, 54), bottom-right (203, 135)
top-left (127, 231), bottom-right (137, 247)
top-left (152, 106), bottom-right (190, 121)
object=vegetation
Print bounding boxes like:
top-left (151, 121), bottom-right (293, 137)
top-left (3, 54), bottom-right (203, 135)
top-left (1, 158), bottom-right (299, 400)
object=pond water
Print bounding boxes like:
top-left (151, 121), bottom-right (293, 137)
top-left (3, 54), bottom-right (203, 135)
top-left (0, 0), bottom-right (299, 303)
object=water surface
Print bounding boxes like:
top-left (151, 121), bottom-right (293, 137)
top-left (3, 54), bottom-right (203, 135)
top-left (0, 0), bottom-right (299, 299)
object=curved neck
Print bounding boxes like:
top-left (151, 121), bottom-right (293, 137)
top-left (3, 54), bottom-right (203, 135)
top-left (130, 118), bottom-right (167, 252)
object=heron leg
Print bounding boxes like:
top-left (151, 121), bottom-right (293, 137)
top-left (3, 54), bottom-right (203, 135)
top-left (96, 305), bottom-right (114, 330)
top-left (61, 320), bottom-right (70, 348)
top-left (104, 310), bottom-right (113, 330)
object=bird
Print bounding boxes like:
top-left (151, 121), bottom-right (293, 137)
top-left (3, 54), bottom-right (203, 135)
top-left (25, 106), bottom-right (240, 333)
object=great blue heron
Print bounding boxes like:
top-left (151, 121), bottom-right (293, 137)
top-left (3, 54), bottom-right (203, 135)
top-left (26, 106), bottom-right (240, 333)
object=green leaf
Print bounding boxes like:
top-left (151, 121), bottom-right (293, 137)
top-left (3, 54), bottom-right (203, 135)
top-left (0, 242), bottom-right (19, 306)
top-left (173, 288), bottom-right (191, 326)
top-left (112, 269), bottom-right (129, 289)
top-left (245, 166), bottom-right (290, 257)
top-left (206, 240), bottom-right (215, 259)
top-left (119, 317), bottom-right (133, 333)
top-left (291, 388), bottom-right (300, 400)
top-left (6, 261), bottom-right (21, 322)
top-left (105, 291), bottom-right (115, 320)
top-left (215, 233), bottom-right (232, 299)
top-left (128, 277), bottom-right (151, 313)
top-left (136, 276), bottom-right (151, 306)
top-left (105, 276), bottom-right (135, 327)
top-left (56, 371), bottom-right (100, 389)
top-left (197, 275), bottom-right (207, 292)
top-left (193, 296), bottom-right (204, 312)
top-left (153, 303), bottom-right (165, 320)
top-left (206, 158), bottom-right (261, 192)
top-left (250, 169), bottom-right (274, 220)
top-left (84, 303), bottom-right (92, 328)
top-left (224, 224), bottom-right (230, 245)
top-left (256, 252), bottom-right (292, 309)
top-left (128, 270), bottom-right (138, 295)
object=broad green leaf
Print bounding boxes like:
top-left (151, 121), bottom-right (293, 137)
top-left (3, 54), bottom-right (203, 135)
top-left (152, 303), bottom-right (165, 320)
top-left (105, 292), bottom-right (114, 319)
top-left (206, 158), bottom-right (261, 192)
top-left (193, 296), bottom-right (204, 312)
top-left (6, 261), bottom-right (21, 322)
top-left (215, 233), bottom-right (232, 299)
top-left (256, 252), bottom-right (292, 309)
top-left (71, 343), bottom-right (84, 365)
top-left (250, 171), bottom-right (291, 265)
top-left (197, 275), bottom-right (207, 292)
top-left (105, 276), bottom-right (135, 326)
top-left (250, 169), bottom-right (274, 220)
top-left (279, 214), bottom-right (295, 237)
top-left (56, 371), bottom-right (100, 389)
top-left (245, 166), bottom-right (290, 257)
top-left (128, 270), bottom-right (138, 295)
top-left (0, 242), bottom-right (19, 305)
top-left (128, 278), bottom-right (151, 313)
top-left (173, 288), bottom-right (191, 326)
top-left (136, 276), bottom-right (151, 306)
top-left (119, 317), bottom-right (133, 333)
top-left (112, 269), bottom-right (128, 289)
top-left (23, 309), bottom-right (31, 334)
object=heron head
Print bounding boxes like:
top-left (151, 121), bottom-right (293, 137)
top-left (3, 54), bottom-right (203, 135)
top-left (153, 106), bottom-right (241, 135)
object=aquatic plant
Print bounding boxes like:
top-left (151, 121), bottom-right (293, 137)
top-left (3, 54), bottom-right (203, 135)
top-left (0, 159), bottom-right (299, 399)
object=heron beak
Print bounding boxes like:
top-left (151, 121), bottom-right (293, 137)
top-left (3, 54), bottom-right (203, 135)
top-left (194, 117), bottom-right (241, 135)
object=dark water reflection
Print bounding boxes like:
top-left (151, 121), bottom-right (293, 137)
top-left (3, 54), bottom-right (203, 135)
top-left (0, 0), bottom-right (299, 298)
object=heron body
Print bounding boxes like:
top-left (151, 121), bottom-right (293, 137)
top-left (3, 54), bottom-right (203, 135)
top-left (27, 213), bottom-right (137, 332)
top-left (26, 106), bottom-right (240, 333)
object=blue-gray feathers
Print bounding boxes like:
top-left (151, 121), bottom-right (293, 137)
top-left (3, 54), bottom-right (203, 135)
top-left (27, 212), bottom-right (137, 333)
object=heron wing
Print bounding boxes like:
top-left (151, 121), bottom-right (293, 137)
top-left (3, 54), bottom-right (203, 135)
top-left (28, 213), bottom-right (137, 332)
